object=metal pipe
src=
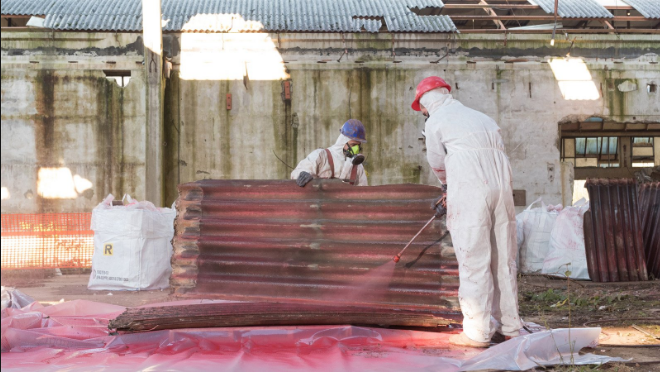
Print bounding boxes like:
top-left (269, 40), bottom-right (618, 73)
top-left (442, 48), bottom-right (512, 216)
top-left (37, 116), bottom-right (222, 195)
top-left (393, 215), bottom-right (438, 263)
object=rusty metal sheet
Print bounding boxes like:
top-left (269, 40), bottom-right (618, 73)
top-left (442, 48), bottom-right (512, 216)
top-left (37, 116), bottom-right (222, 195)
top-left (583, 178), bottom-right (648, 282)
top-left (639, 182), bottom-right (660, 278)
top-left (171, 179), bottom-right (459, 316)
top-left (110, 302), bottom-right (461, 332)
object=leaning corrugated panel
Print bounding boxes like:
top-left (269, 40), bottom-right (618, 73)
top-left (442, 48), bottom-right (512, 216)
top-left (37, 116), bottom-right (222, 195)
top-left (584, 178), bottom-right (648, 282)
top-left (638, 182), bottom-right (660, 278)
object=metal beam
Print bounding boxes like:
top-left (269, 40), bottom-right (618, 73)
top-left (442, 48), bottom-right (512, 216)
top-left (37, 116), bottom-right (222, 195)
top-left (442, 4), bottom-right (540, 9)
top-left (450, 15), bottom-right (648, 21)
top-left (479, 0), bottom-right (506, 30)
top-left (561, 132), bottom-right (660, 138)
top-left (457, 28), bottom-right (660, 34)
top-left (601, 20), bottom-right (615, 30)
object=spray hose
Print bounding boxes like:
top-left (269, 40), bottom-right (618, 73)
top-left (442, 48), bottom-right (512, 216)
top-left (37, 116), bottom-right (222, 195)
top-left (392, 200), bottom-right (446, 263)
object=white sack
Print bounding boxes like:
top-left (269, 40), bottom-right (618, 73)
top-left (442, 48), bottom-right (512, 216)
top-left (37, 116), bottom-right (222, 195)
top-left (88, 194), bottom-right (175, 291)
top-left (542, 198), bottom-right (590, 279)
top-left (517, 198), bottom-right (560, 273)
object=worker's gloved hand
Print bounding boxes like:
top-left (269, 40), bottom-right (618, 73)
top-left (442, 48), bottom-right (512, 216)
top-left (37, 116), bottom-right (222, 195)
top-left (431, 194), bottom-right (447, 218)
top-left (296, 171), bottom-right (314, 187)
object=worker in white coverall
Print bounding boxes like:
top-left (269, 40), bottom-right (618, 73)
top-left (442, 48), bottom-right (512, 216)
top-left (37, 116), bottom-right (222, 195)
top-left (291, 119), bottom-right (368, 187)
top-left (411, 76), bottom-right (522, 348)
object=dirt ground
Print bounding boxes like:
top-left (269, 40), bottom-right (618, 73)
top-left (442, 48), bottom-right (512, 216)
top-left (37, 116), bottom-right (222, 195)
top-left (518, 275), bottom-right (660, 371)
top-left (3, 273), bottom-right (659, 370)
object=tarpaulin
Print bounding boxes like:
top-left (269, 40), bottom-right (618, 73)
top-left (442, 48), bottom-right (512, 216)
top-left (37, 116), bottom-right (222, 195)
top-left (1, 299), bottom-right (626, 372)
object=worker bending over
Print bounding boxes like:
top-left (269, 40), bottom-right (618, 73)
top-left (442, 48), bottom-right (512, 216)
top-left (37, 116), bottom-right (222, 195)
top-left (411, 77), bottom-right (522, 348)
top-left (291, 119), bottom-right (368, 187)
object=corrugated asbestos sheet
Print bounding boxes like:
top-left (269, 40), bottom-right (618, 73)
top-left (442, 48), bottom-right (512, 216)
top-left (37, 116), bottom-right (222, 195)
top-left (583, 179), bottom-right (648, 282)
top-left (0, 0), bottom-right (59, 16)
top-left (171, 179), bottom-right (459, 314)
top-left (639, 182), bottom-right (660, 278)
top-left (530, 0), bottom-right (613, 18)
top-left (1, 0), bottom-right (457, 33)
top-left (624, 0), bottom-right (660, 19)
top-left (110, 302), bottom-right (461, 331)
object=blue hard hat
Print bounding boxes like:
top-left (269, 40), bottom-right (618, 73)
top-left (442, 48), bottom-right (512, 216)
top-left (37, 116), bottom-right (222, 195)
top-left (340, 119), bottom-right (367, 143)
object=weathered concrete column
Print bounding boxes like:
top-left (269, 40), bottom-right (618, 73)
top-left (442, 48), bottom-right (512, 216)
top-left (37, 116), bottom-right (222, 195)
top-left (142, 0), bottom-right (164, 205)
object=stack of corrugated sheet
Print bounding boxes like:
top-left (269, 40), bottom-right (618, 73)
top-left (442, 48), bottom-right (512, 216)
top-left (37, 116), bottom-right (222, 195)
top-left (583, 179), bottom-right (649, 282)
top-left (171, 179), bottom-right (459, 316)
top-left (639, 182), bottom-right (660, 278)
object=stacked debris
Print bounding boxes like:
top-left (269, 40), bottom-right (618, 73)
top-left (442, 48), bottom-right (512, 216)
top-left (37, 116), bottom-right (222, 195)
top-left (583, 179), bottom-right (648, 282)
top-left (171, 179), bottom-right (459, 315)
top-left (639, 182), bottom-right (660, 278)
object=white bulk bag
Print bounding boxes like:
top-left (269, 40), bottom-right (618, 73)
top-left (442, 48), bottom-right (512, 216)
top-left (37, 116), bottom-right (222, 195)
top-left (88, 195), bottom-right (175, 291)
top-left (517, 198), bottom-right (560, 273)
top-left (542, 199), bottom-right (590, 280)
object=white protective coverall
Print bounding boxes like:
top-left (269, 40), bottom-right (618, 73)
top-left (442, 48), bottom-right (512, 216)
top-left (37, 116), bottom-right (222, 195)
top-left (290, 134), bottom-right (368, 186)
top-left (420, 88), bottom-right (522, 343)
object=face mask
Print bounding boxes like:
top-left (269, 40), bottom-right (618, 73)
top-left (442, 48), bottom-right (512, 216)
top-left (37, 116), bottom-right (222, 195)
top-left (343, 143), bottom-right (361, 158)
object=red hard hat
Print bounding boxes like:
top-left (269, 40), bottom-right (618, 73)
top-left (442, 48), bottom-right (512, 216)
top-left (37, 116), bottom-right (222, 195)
top-left (411, 76), bottom-right (452, 111)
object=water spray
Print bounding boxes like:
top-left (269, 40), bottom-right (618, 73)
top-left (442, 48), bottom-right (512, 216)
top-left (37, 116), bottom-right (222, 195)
top-left (392, 199), bottom-right (446, 263)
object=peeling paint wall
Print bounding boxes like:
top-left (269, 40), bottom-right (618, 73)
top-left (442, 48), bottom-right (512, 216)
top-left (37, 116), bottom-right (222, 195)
top-left (2, 31), bottom-right (659, 213)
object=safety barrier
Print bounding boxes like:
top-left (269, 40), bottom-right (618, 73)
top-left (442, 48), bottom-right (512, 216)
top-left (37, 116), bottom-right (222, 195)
top-left (1, 213), bottom-right (93, 270)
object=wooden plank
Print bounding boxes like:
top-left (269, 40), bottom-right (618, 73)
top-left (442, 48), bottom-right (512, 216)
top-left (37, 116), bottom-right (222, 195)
top-left (109, 302), bottom-right (462, 332)
top-left (443, 4), bottom-right (540, 10)
top-left (479, 0), bottom-right (506, 30)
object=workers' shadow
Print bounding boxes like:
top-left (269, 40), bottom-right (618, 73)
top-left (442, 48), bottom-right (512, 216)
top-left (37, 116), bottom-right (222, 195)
top-left (404, 231), bottom-right (449, 269)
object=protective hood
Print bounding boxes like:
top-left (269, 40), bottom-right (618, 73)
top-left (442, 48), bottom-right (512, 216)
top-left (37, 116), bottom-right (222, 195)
top-left (419, 87), bottom-right (453, 116)
top-left (328, 134), bottom-right (354, 156)
top-left (327, 134), bottom-right (361, 180)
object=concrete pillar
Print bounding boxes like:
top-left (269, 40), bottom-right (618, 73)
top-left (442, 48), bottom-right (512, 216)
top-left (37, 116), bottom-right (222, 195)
top-left (142, 0), bottom-right (164, 206)
top-left (560, 161), bottom-right (574, 206)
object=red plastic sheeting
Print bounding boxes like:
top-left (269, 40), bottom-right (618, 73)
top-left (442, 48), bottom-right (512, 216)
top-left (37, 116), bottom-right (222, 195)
top-left (0, 213), bottom-right (94, 269)
top-left (1, 300), bottom-right (622, 372)
top-left (172, 179), bottom-right (458, 313)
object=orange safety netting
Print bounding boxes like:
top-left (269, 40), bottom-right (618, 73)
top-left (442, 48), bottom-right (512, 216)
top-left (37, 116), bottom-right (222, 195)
top-left (1, 213), bottom-right (93, 270)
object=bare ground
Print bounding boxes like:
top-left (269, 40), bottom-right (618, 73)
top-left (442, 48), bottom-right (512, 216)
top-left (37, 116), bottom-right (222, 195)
top-left (518, 275), bottom-right (660, 371)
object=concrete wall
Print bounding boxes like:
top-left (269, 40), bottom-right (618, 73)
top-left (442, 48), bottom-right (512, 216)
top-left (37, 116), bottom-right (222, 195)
top-left (1, 32), bottom-right (146, 213)
top-left (2, 31), bottom-right (659, 213)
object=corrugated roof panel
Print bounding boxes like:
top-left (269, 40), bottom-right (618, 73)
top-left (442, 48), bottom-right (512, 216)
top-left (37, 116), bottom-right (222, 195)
top-left (1, 0), bottom-right (456, 33)
top-left (624, 0), bottom-right (660, 19)
top-left (171, 179), bottom-right (459, 312)
top-left (531, 0), bottom-right (613, 18)
top-left (1, 0), bottom-right (59, 16)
